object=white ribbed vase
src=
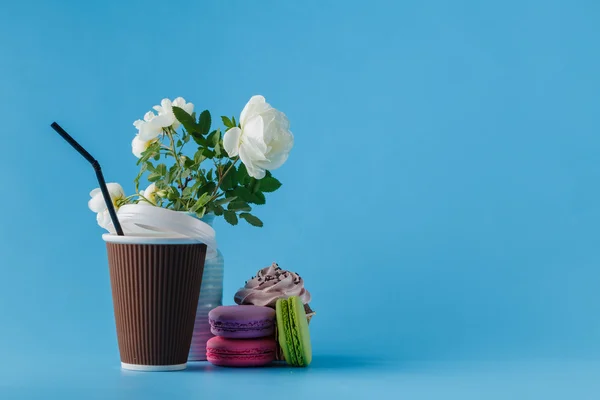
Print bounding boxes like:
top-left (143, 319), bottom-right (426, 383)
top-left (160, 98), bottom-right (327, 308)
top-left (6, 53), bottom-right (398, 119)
top-left (187, 213), bottom-right (223, 361)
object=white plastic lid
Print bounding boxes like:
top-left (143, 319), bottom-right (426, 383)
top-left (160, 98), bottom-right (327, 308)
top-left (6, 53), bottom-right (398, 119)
top-left (103, 204), bottom-right (217, 258)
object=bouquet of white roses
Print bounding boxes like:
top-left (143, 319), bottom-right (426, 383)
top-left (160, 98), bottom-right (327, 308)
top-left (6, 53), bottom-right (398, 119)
top-left (88, 95), bottom-right (294, 229)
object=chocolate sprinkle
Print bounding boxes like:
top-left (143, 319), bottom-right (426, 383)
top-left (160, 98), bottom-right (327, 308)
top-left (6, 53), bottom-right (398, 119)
top-left (243, 263), bottom-right (305, 289)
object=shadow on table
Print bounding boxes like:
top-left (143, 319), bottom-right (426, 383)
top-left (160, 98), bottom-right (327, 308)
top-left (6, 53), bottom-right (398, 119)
top-left (185, 363), bottom-right (215, 372)
top-left (185, 354), bottom-right (390, 373)
top-left (307, 354), bottom-right (390, 371)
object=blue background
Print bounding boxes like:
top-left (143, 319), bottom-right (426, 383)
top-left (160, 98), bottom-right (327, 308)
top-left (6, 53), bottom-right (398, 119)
top-left (1, 0), bottom-right (600, 398)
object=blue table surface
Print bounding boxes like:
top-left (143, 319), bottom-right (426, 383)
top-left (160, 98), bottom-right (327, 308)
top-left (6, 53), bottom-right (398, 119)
top-left (2, 354), bottom-right (599, 399)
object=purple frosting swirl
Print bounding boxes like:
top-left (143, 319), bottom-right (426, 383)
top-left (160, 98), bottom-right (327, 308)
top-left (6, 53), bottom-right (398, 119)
top-left (234, 263), bottom-right (311, 307)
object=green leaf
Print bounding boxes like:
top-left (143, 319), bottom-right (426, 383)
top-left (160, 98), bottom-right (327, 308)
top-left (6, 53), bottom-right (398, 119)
top-left (183, 134), bottom-right (190, 143)
top-left (156, 164), bottom-right (167, 176)
top-left (134, 162), bottom-right (149, 191)
top-left (232, 116), bottom-right (237, 127)
top-left (195, 208), bottom-right (206, 219)
top-left (173, 106), bottom-right (200, 134)
top-left (221, 116), bottom-right (233, 128)
top-left (218, 138), bottom-right (229, 158)
top-left (240, 213), bottom-right (263, 227)
top-left (191, 132), bottom-right (208, 146)
top-left (237, 164), bottom-right (250, 185)
top-left (190, 179), bottom-right (204, 193)
top-left (191, 192), bottom-right (210, 212)
top-left (214, 204), bottom-right (224, 216)
top-left (258, 176), bottom-right (282, 192)
top-left (183, 157), bottom-right (195, 169)
top-left (247, 177), bottom-right (264, 194)
top-left (247, 177), bottom-right (257, 192)
top-left (224, 210), bottom-right (238, 225)
top-left (156, 181), bottom-right (168, 190)
top-left (228, 201), bottom-right (251, 212)
top-left (148, 173), bottom-right (162, 182)
top-left (250, 178), bottom-right (261, 193)
top-left (233, 186), bottom-right (254, 202)
top-left (153, 153), bottom-right (160, 161)
top-left (198, 110), bottom-right (211, 135)
top-left (220, 163), bottom-right (237, 191)
top-left (138, 161), bottom-right (148, 175)
top-left (176, 139), bottom-right (183, 147)
top-left (207, 169), bottom-right (214, 181)
top-left (215, 196), bottom-right (237, 206)
top-left (194, 150), bottom-right (206, 165)
top-left (167, 186), bottom-right (180, 201)
top-left (182, 187), bottom-right (193, 199)
top-left (207, 130), bottom-right (220, 147)
top-left (137, 142), bottom-right (160, 165)
top-left (197, 181), bottom-right (216, 197)
top-left (250, 191), bottom-right (266, 205)
top-left (202, 148), bottom-right (216, 158)
top-left (167, 164), bottom-right (178, 183)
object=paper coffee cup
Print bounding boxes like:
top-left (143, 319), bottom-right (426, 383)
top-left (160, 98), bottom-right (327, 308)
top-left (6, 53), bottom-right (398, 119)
top-left (103, 234), bottom-right (207, 371)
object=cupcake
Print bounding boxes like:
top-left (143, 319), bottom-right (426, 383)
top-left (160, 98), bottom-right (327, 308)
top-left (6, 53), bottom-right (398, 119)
top-left (234, 262), bottom-right (315, 323)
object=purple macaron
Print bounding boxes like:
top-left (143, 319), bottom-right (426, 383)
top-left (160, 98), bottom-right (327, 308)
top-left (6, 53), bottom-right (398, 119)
top-left (208, 305), bottom-right (276, 339)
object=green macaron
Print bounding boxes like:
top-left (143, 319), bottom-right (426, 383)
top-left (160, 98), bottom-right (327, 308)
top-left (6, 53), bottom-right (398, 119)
top-left (276, 296), bottom-right (312, 367)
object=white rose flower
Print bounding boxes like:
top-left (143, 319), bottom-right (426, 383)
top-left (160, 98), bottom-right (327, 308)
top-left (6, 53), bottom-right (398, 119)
top-left (153, 97), bottom-right (194, 130)
top-left (139, 183), bottom-right (159, 205)
top-left (88, 183), bottom-right (126, 228)
top-left (96, 209), bottom-right (112, 229)
top-left (132, 135), bottom-right (156, 158)
top-left (172, 97), bottom-right (194, 129)
top-left (223, 95), bottom-right (294, 179)
top-left (134, 111), bottom-right (171, 141)
top-left (133, 111), bottom-right (154, 131)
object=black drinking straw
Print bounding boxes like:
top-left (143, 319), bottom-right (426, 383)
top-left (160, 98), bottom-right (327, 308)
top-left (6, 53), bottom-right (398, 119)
top-left (50, 122), bottom-right (124, 236)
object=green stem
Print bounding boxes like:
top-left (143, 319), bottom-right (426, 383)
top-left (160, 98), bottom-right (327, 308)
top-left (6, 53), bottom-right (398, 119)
top-left (122, 194), bottom-right (139, 202)
top-left (212, 158), bottom-right (222, 181)
top-left (165, 128), bottom-right (185, 191)
top-left (165, 129), bottom-right (177, 158)
top-left (137, 193), bottom-right (155, 205)
top-left (211, 157), bottom-right (239, 197)
top-left (205, 191), bottom-right (226, 205)
top-left (178, 129), bottom-right (187, 155)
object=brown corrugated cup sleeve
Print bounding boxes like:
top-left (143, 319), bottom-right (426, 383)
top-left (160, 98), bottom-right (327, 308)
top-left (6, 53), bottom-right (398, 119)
top-left (106, 242), bottom-right (206, 367)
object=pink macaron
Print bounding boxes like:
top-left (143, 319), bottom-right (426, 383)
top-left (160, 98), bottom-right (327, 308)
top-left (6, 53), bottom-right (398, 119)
top-left (206, 336), bottom-right (277, 367)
